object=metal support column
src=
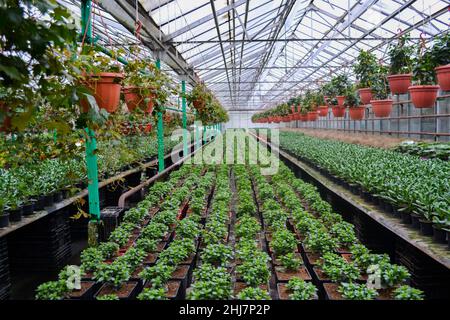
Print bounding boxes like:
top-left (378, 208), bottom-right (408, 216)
top-left (156, 59), bottom-right (165, 173)
top-left (181, 80), bottom-right (188, 157)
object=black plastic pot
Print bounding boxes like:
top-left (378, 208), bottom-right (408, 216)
top-left (401, 211), bottom-right (412, 224)
top-left (419, 220), bottom-right (433, 236)
top-left (9, 208), bottom-right (23, 222)
top-left (447, 230), bottom-right (450, 250)
top-left (53, 191), bottom-right (64, 203)
top-left (411, 214), bottom-right (421, 229)
top-left (22, 202), bottom-right (35, 216)
top-left (0, 214), bottom-right (9, 228)
top-left (432, 226), bottom-right (447, 244)
top-left (42, 194), bottom-right (54, 207)
top-left (34, 197), bottom-right (45, 211)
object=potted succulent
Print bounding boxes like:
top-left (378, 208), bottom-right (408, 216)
top-left (387, 34), bottom-right (414, 94)
top-left (370, 65), bottom-right (393, 117)
top-left (353, 50), bottom-right (379, 104)
top-left (409, 43), bottom-right (440, 108)
top-left (344, 86), bottom-right (365, 120)
top-left (77, 47), bottom-right (124, 113)
top-left (432, 32), bottom-right (450, 91)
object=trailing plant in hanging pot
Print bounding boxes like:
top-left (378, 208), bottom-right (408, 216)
top-left (387, 34), bottom-right (414, 94)
top-left (353, 50), bottom-right (379, 104)
top-left (330, 74), bottom-right (351, 107)
top-left (344, 86), bottom-right (365, 120)
top-left (314, 90), bottom-right (328, 117)
top-left (431, 32), bottom-right (450, 91)
top-left (370, 65), bottom-right (393, 118)
top-left (409, 41), bottom-right (440, 108)
top-left (77, 47), bottom-right (124, 114)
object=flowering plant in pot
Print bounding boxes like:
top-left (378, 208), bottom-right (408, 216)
top-left (387, 34), bottom-right (414, 94)
top-left (344, 86), bottom-right (365, 121)
top-left (314, 90), bottom-right (328, 117)
top-left (409, 43), bottom-right (440, 108)
top-left (370, 66), bottom-right (393, 117)
top-left (353, 50), bottom-right (379, 104)
top-left (431, 32), bottom-right (450, 91)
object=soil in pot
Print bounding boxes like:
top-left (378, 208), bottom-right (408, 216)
top-left (408, 85), bottom-right (440, 108)
top-left (9, 208), bottom-right (23, 222)
top-left (272, 252), bottom-right (303, 266)
top-left (95, 281), bottom-right (139, 300)
top-left (0, 214), bottom-right (10, 228)
top-left (387, 74), bottom-right (412, 94)
top-left (312, 267), bottom-right (331, 282)
top-left (143, 253), bottom-right (158, 265)
top-left (275, 266), bottom-right (311, 282)
top-left (277, 282), bottom-right (317, 300)
top-left (171, 265), bottom-right (189, 281)
top-left (323, 283), bottom-right (344, 300)
top-left (144, 280), bottom-right (181, 299)
top-left (358, 88), bottom-right (372, 105)
top-left (432, 225), bottom-right (447, 244)
top-left (233, 282), bottom-right (269, 296)
top-left (349, 107), bottom-right (365, 120)
top-left (376, 288), bottom-right (394, 300)
top-left (370, 99), bottom-right (393, 117)
top-left (435, 65), bottom-right (450, 91)
top-left (419, 220), bottom-right (433, 236)
top-left (331, 106), bottom-right (345, 118)
top-left (68, 281), bottom-right (97, 300)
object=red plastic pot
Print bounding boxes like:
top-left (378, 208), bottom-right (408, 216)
top-left (331, 106), bottom-right (346, 118)
top-left (387, 74), bottom-right (412, 94)
top-left (317, 106), bottom-right (328, 117)
top-left (300, 114), bottom-right (308, 122)
top-left (358, 88), bottom-right (372, 105)
top-left (82, 72), bottom-right (124, 113)
top-left (336, 96), bottom-right (346, 107)
top-left (289, 114), bottom-right (295, 121)
top-left (408, 85), bottom-right (440, 108)
top-left (370, 99), bottom-right (393, 117)
top-left (307, 111), bottom-right (319, 121)
top-left (123, 86), bottom-right (154, 113)
top-left (435, 64), bottom-right (450, 91)
top-left (291, 106), bottom-right (296, 113)
top-left (348, 106), bottom-right (365, 120)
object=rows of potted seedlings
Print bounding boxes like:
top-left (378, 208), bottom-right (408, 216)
top-left (269, 162), bottom-right (424, 300)
top-left (34, 163), bottom-right (208, 300)
top-left (0, 135), bottom-right (181, 228)
top-left (252, 32), bottom-right (449, 124)
top-left (278, 131), bottom-right (450, 247)
top-left (394, 141), bottom-right (450, 161)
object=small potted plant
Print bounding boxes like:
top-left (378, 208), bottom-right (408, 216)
top-left (370, 65), bottom-right (393, 117)
top-left (331, 74), bottom-right (351, 107)
top-left (432, 32), bottom-right (450, 91)
top-left (344, 86), bottom-right (365, 120)
top-left (387, 34), bottom-right (414, 94)
top-left (315, 88), bottom-right (328, 117)
top-left (408, 43), bottom-right (440, 108)
top-left (353, 50), bottom-right (379, 104)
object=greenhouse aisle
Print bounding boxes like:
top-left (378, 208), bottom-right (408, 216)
top-left (0, 0), bottom-right (449, 312)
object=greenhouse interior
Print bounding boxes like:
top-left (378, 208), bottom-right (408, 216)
top-left (0, 0), bottom-right (449, 306)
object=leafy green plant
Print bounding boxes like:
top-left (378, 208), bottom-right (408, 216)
top-left (388, 34), bottom-right (415, 74)
top-left (393, 285), bottom-right (424, 300)
top-left (137, 288), bottom-right (168, 300)
top-left (80, 247), bottom-right (104, 273)
top-left (304, 227), bottom-right (337, 254)
top-left (98, 242), bottom-right (119, 260)
top-left (189, 265), bottom-right (232, 300)
top-left (271, 229), bottom-right (297, 256)
top-left (93, 261), bottom-right (130, 289)
top-left (354, 50), bottom-right (379, 87)
top-left (35, 280), bottom-right (67, 300)
top-left (236, 253), bottom-right (270, 287)
top-left (134, 238), bottom-right (158, 253)
top-left (235, 216), bottom-right (260, 239)
top-left (343, 86), bottom-right (362, 108)
top-left (411, 45), bottom-right (437, 85)
top-left (286, 278), bottom-right (317, 300)
top-left (429, 32), bottom-right (450, 67)
top-left (139, 263), bottom-right (175, 288)
top-left (371, 65), bottom-right (390, 100)
top-left (320, 252), bottom-right (360, 283)
top-left (338, 283), bottom-right (378, 300)
top-left (280, 253), bottom-right (302, 271)
top-left (201, 243), bottom-right (233, 266)
top-left (237, 287), bottom-right (271, 300)
top-left (96, 294), bottom-right (119, 301)
top-left (141, 222), bottom-right (168, 240)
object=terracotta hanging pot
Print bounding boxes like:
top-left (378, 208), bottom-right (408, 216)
top-left (289, 114), bottom-right (295, 121)
top-left (408, 85), bottom-right (440, 108)
top-left (331, 106), bottom-right (346, 118)
top-left (317, 106), bottom-right (328, 117)
top-left (300, 114), bottom-right (308, 122)
top-left (348, 106), bottom-right (365, 120)
top-left (370, 99), bottom-right (393, 117)
top-left (291, 105), bottom-right (296, 113)
top-left (358, 88), bottom-right (372, 105)
top-left (336, 96), bottom-right (346, 107)
top-left (387, 74), bottom-right (412, 94)
top-left (81, 72), bottom-right (123, 113)
top-left (0, 102), bottom-right (12, 133)
top-left (307, 111), bottom-right (319, 121)
top-left (435, 64), bottom-right (450, 91)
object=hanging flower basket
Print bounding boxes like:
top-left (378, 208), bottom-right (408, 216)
top-left (331, 106), bottom-right (346, 118)
top-left (317, 105), bottom-right (328, 117)
top-left (307, 111), bottom-right (319, 121)
top-left (349, 106), bottom-right (365, 120)
top-left (82, 72), bottom-right (124, 113)
top-left (370, 99), bottom-right (393, 117)
top-left (435, 65), bottom-right (450, 91)
top-left (336, 96), bottom-right (346, 107)
top-left (408, 85), bottom-right (440, 108)
top-left (358, 88), bottom-right (372, 105)
top-left (387, 74), bottom-right (412, 94)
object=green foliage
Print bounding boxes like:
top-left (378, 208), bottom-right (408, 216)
top-left (271, 229), bottom-right (297, 256)
top-left (280, 253), bottom-right (302, 271)
top-left (343, 86), bottom-right (362, 108)
top-left (134, 238), bottom-right (158, 253)
top-left (98, 242), bottom-right (119, 260)
top-left (35, 280), bottom-right (67, 300)
top-left (235, 216), bottom-right (260, 239)
top-left (201, 243), bottom-right (233, 266)
top-left (286, 278), bottom-right (317, 300)
top-left (236, 252), bottom-right (271, 287)
top-left (139, 263), bottom-right (175, 288)
top-left (338, 283), bottom-right (378, 300)
top-left (320, 252), bottom-right (360, 283)
top-left (388, 34), bottom-right (415, 74)
top-left (393, 285), bottom-right (424, 300)
top-left (189, 265), bottom-right (232, 300)
top-left (237, 287), bottom-right (271, 300)
top-left (96, 294), bottom-right (119, 301)
top-left (354, 50), bottom-right (380, 87)
top-left (430, 32), bottom-right (450, 67)
top-left (93, 261), bottom-right (130, 289)
top-left (137, 288), bottom-right (168, 300)
top-left (394, 141), bottom-right (450, 161)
